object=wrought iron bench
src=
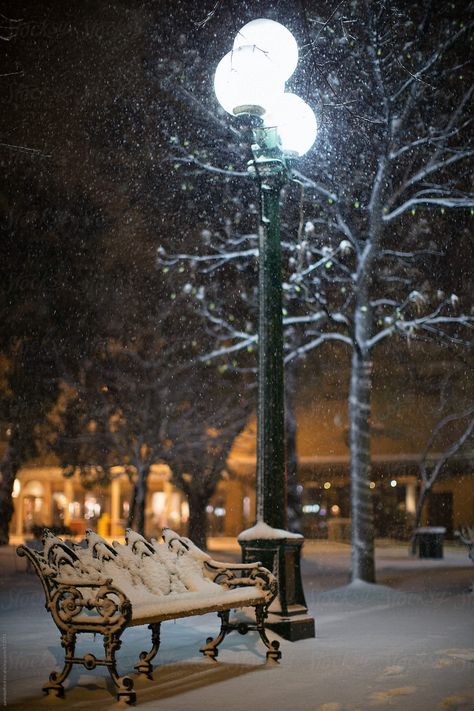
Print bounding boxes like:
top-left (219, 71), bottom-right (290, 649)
top-left (17, 527), bottom-right (280, 704)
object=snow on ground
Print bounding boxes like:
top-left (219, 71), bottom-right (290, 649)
top-left (1, 539), bottom-right (473, 711)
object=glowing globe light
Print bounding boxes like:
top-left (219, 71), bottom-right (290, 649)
top-left (263, 93), bottom-right (318, 156)
top-left (233, 18), bottom-right (298, 82)
top-left (214, 45), bottom-right (285, 116)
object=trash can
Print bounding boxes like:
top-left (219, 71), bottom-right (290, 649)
top-left (415, 527), bottom-right (446, 559)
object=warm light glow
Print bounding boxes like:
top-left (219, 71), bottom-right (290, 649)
top-left (331, 505), bottom-right (340, 515)
top-left (69, 501), bottom-right (81, 518)
top-left (53, 492), bottom-right (67, 508)
top-left (152, 492), bottom-right (166, 516)
top-left (181, 501), bottom-right (190, 523)
top-left (233, 18), bottom-right (298, 82)
top-left (214, 45), bottom-right (285, 115)
top-left (12, 478), bottom-right (21, 498)
top-left (169, 493), bottom-right (181, 522)
top-left (405, 483), bottom-right (416, 514)
top-left (84, 496), bottom-right (100, 519)
top-left (23, 480), bottom-right (45, 498)
top-left (390, 479), bottom-right (398, 488)
top-left (323, 481), bottom-right (331, 490)
top-left (263, 93), bottom-right (318, 156)
top-left (369, 481), bottom-right (376, 489)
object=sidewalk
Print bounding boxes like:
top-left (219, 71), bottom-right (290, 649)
top-left (1, 540), bottom-right (473, 711)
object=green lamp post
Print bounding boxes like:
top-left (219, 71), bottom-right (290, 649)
top-left (214, 19), bottom-right (317, 640)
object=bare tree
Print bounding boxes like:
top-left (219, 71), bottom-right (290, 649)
top-left (161, 370), bottom-right (251, 548)
top-left (0, 169), bottom-right (105, 544)
top-left (54, 308), bottom-right (251, 543)
top-left (411, 404), bottom-right (474, 552)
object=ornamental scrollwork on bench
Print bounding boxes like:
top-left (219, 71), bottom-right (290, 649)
top-left (204, 560), bottom-right (278, 604)
top-left (49, 581), bottom-right (132, 635)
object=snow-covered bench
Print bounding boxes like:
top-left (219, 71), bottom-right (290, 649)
top-left (17, 527), bottom-right (280, 704)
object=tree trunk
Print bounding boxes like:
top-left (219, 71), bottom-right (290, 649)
top-left (135, 467), bottom-right (149, 536)
top-left (349, 305), bottom-right (375, 582)
top-left (0, 443), bottom-right (21, 545)
top-left (186, 490), bottom-right (209, 550)
top-left (410, 480), bottom-right (430, 554)
top-left (285, 364), bottom-right (302, 534)
top-left (127, 482), bottom-right (137, 529)
top-left (128, 466), bottom-right (149, 535)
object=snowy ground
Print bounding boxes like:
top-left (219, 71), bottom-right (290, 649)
top-left (1, 538), bottom-right (473, 711)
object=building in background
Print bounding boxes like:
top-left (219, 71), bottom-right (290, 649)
top-left (8, 348), bottom-right (474, 541)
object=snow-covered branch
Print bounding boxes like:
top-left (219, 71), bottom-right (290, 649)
top-left (389, 119), bottom-right (472, 160)
top-left (383, 195), bottom-right (474, 222)
top-left (367, 311), bottom-right (473, 350)
top-left (198, 336), bottom-right (257, 362)
top-left (167, 155), bottom-right (249, 179)
top-left (291, 170), bottom-right (339, 203)
top-left (285, 332), bottom-right (353, 364)
top-left (395, 151), bottom-right (474, 199)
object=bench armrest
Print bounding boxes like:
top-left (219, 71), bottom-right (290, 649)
top-left (205, 559), bottom-right (263, 571)
top-left (48, 580), bottom-right (132, 635)
top-left (203, 560), bottom-right (278, 605)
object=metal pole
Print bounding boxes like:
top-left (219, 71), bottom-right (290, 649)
top-left (256, 176), bottom-right (286, 530)
top-left (240, 138), bottom-right (315, 641)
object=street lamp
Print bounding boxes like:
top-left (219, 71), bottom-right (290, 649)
top-left (214, 18), bottom-right (317, 641)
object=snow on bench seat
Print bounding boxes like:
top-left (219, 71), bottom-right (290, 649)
top-left (130, 586), bottom-right (267, 623)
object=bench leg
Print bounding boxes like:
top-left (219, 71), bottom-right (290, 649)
top-left (200, 610), bottom-right (230, 660)
top-left (135, 622), bottom-right (161, 677)
top-left (42, 630), bottom-right (76, 698)
top-left (256, 605), bottom-right (281, 663)
top-left (103, 632), bottom-right (136, 704)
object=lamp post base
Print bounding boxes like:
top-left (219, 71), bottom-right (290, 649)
top-left (239, 537), bottom-right (315, 641)
top-left (266, 612), bottom-right (315, 642)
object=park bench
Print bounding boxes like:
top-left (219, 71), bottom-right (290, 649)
top-left (17, 527), bottom-right (280, 704)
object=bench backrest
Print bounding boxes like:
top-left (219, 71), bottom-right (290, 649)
top-left (18, 527), bottom-right (223, 607)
